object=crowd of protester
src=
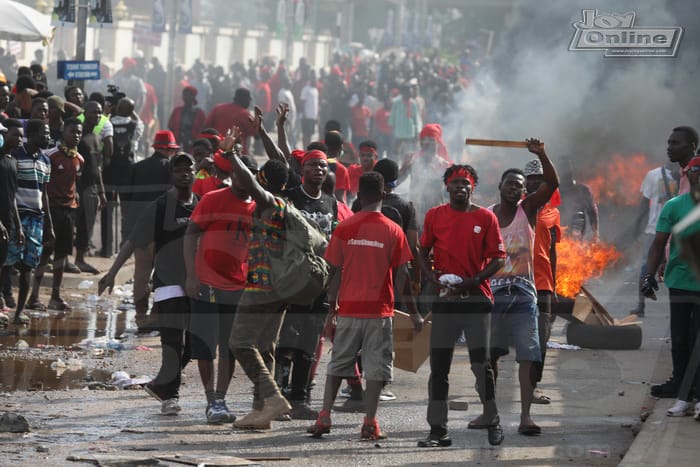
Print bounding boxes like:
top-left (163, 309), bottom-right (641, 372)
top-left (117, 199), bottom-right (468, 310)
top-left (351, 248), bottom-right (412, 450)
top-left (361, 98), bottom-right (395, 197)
top-left (1, 46), bottom-right (699, 446)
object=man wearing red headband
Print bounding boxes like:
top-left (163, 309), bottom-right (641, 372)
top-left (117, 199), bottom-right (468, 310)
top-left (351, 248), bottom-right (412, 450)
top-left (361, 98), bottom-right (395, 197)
top-left (347, 140), bottom-right (379, 200)
top-left (488, 138), bottom-right (559, 437)
top-left (417, 164), bottom-right (506, 448)
top-left (399, 123), bottom-right (452, 222)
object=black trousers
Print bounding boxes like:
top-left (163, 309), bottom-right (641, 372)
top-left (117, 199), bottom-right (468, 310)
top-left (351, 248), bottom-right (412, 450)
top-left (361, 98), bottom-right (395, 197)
top-left (669, 288), bottom-right (700, 384)
top-left (150, 296), bottom-right (190, 400)
top-left (427, 297), bottom-right (496, 434)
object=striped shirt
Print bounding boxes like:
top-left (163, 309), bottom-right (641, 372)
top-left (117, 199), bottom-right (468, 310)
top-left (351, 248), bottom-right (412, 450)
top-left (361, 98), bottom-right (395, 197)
top-left (12, 144), bottom-right (51, 215)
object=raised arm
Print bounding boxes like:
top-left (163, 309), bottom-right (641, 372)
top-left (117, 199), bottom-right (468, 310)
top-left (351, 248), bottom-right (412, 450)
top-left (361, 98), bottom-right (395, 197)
top-left (221, 127), bottom-right (277, 210)
top-left (276, 103), bottom-right (293, 161)
top-left (522, 138), bottom-right (559, 224)
top-left (254, 105), bottom-right (288, 168)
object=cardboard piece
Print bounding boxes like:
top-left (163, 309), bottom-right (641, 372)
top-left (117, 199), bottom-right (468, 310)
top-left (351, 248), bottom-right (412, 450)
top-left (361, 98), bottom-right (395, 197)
top-left (572, 286), bottom-right (641, 326)
top-left (393, 311), bottom-right (431, 372)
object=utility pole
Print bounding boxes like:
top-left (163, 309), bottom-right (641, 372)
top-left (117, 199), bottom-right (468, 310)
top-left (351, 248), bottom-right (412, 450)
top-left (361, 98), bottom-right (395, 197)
top-left (75, 0), bottom-right (89, 89)
top-left (165, 0), bottom-right (179, 124)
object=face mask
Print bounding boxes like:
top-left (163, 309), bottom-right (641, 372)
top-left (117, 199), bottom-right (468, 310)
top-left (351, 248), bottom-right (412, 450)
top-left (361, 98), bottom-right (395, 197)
top-left (0, 134), bottom-right (4, 150)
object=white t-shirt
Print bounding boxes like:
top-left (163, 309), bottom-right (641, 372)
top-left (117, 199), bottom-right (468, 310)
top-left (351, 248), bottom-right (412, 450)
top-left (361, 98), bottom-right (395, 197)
top-left (641, 166), bottom-right (678, 234)
top-left (277, 88), bottom-right (297, 123)
top-left (300, 84), bottom-right (319, 120)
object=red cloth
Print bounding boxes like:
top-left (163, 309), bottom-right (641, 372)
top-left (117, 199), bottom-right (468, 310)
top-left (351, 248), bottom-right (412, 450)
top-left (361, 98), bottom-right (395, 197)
top-left (190, 188), bottom-right (256, 290)
top-left (301, 149), bottom-right (327, 166)
top-left (140, 82), bottom-right (158, 125)
top-left (167, 106), bottom-right (207, 143)
top-left (347, 164), bottom-right (363, 194)
top-left (336, 201), bottom-right (354, 221)
top-left (213, 151), bottom-right (231, 173)
top-left (329, 159), bottom-right (351, 192)
top-left (350, 105), bottom-right (371, 138)
top-left (204, 103), bottom-right (255, 154)
top-left (420, 123), bottom-right (451, 162)
top-left (374, 107), bottom-right (392, 135)
top-left (291, 149), bottom-right (305, 164)
top-left (193, 175), bottom-right (225, 198)
top-left (325, 211), bottom-right (413, 318)
top-left (255, 81), bottom-right (272, 113)
top-left (420, 205), bottom-right (506, 301)
top-left (533, 205), bottom-right (561, 292)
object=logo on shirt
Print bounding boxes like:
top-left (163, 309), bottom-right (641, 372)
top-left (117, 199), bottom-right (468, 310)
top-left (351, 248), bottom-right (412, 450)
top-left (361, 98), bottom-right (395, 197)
top-left (348, 238), bottom-right (385, 249)
top-left (474, 225), bottom-right (482, 234)
top-left (58, 164), bottom-right (64, 170)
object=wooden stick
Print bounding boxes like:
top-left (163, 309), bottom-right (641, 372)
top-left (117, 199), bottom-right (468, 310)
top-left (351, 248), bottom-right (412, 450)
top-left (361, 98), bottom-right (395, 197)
top-left (465, 138), bottom-right (528, 148)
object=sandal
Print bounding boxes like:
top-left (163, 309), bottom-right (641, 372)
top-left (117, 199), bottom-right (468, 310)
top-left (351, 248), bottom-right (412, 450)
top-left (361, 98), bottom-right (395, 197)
top-left (532, 389), bottom-right (552, 405)
top-left (26, 299), bottom-right (47, 311)
top-left (48, 299), bottom-right (72, 312)
top-left (518, 423), bottom-right (542, 436)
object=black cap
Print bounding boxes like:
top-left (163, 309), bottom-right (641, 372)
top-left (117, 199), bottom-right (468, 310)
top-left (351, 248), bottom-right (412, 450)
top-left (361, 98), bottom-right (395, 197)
top-left (373, 158), bottom-right (399, 183)
top-left (169, 152), bottom-right (195, 170)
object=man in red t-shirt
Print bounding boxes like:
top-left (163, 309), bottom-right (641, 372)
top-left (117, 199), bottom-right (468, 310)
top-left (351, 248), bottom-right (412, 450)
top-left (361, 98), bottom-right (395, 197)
top-left (524, 159), bottom-right (561, 405)
top-left (417, 164), bottom-right (507, 448)
top-left (203, 89), bottom-right (256, 154)
top-left (347, 140), bottom-right (379, 200)
top-left (308, 172), bottom-right (423, 441)
top-left (323, 131), bottom-right (351, 202)
top-left (183, 154), bottom-right (258, 424)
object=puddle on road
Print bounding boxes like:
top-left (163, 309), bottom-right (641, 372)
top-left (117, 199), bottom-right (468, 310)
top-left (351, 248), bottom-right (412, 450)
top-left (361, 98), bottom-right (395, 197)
top-left (0, 289), bottom-right (142, 392)
top-left (0, 358), bottom-right (112, 391)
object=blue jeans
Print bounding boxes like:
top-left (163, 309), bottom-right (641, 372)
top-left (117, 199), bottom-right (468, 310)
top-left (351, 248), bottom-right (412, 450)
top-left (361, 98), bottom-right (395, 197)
top-left (491, 287), bottom-right (541, 362)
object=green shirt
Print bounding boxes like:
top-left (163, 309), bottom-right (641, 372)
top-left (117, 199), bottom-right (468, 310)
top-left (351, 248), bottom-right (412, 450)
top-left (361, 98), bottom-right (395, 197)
top-left (656, 193), bottom-right (700, 292)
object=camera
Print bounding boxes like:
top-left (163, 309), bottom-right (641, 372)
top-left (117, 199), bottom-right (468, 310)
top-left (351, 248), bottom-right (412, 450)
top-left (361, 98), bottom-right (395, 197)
top-left (105, 84), bottom-right (126, 107)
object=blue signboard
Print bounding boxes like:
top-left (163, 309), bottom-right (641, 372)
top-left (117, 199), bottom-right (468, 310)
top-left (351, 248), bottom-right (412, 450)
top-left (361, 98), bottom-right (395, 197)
top-left (57, 61), bottom-right (101, 80)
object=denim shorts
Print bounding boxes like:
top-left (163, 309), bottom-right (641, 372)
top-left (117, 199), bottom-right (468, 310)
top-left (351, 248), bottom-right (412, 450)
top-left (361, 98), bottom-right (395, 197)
top-left (490, 288), bottom-right (541, 362)
top-left (5, 213), bottom-right (44, 268)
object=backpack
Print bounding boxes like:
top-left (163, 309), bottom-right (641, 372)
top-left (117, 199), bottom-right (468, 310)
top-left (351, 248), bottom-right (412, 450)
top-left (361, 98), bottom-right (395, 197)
top-left (269, 203), bottom-right (330, 305)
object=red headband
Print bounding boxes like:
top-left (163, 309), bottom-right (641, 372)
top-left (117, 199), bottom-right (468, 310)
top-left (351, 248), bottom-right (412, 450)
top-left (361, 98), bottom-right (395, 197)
top-left (445, 168), bottom-right (476, 187)
top-left (301, 149), bottom-right (328, 166)
top-left (197, 133), bottom-right (222, 142)
top-left (359, 145), bottom-right (378, 156)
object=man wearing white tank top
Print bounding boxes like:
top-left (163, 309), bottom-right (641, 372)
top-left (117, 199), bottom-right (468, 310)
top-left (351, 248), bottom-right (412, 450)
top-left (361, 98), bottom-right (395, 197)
top-left (488, 138), bottom-right (559, 437)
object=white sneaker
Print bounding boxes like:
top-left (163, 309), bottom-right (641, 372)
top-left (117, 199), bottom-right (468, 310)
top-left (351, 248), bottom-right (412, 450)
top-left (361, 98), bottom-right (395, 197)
top-left (667, 399), bottom-right (693, 417)
top-left (694, 402), bottom-right (700, 421)
top-left (161, 398), bottom-right (182, 415)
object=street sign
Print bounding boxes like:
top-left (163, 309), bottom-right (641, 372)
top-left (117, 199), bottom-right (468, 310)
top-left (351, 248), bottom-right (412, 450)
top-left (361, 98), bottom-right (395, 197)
top-left (57, 60), bottom-right (101, 80)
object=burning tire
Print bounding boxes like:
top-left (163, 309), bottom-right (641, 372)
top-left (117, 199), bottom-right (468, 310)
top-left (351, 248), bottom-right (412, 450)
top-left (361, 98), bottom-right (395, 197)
top-left (566, 322), bottom-right (642, 350)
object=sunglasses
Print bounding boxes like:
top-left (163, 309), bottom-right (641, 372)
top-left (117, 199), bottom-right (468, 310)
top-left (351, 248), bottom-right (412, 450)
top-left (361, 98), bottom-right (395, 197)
top-left (687, 166), bottom-right (700, 174)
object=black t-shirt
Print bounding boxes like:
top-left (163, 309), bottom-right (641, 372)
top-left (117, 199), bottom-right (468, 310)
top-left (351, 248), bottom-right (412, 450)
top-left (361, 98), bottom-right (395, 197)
top-left (130, 189), bottom-right (199, 289)
top-left (283, 186), bottom-right (337, 237)
top-left (77, 132), bottom-right (102, 190)
top-left (351, 192), bottom-right (418, 233)
top-left (0, 153), bottom-right (18, 228)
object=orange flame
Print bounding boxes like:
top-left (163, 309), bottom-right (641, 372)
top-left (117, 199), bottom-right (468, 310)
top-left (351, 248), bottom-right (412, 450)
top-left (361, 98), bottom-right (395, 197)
top-left (582, 153), bottom-right (654, 206)
top-left (555, 236), bottom-right (622, 298)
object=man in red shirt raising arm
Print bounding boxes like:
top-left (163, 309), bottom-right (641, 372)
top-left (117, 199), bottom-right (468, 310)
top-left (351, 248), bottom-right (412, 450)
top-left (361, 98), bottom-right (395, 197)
top-left (417, 164), bottom-right (506, 448)
top-left (308, 172), bottom-right (423, 441)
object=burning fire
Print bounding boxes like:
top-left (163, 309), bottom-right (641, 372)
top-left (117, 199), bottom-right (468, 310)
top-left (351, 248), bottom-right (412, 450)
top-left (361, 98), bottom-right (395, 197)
top-left (582, 153), bottom-right (654, 206)
top-left (555, 236), bottom-right (622, 298)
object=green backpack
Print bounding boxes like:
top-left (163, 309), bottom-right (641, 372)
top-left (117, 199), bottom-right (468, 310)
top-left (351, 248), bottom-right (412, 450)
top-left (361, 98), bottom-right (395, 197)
top-left (269, 203), bottom-right (330, 305)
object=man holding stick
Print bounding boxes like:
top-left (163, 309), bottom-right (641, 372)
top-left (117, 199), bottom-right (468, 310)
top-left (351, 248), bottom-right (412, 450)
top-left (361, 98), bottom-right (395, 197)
top-left (488, 138), bottom-right (559, 436)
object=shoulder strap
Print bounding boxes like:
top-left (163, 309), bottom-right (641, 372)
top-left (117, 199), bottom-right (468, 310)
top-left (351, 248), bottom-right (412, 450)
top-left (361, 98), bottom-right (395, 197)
top-left (661, 166), bottom-right (676, 199)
